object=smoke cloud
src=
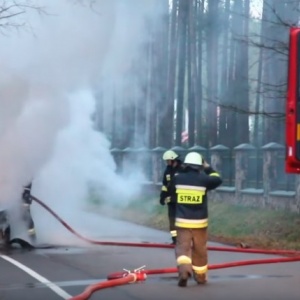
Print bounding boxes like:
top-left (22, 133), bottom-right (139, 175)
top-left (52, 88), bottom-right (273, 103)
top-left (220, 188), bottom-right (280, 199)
top-left (0, 0), bottom-right (164, 245)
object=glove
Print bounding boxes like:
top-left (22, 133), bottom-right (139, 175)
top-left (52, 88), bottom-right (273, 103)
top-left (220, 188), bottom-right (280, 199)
top-left (203, 159), bottom-right (210, 169)
top-left (165, 196), bottom-right (171, 204)
top-left (159, 197), bottom-right (165, 206)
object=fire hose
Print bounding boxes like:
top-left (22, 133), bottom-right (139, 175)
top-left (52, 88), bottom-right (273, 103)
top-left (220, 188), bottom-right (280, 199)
top-left (31, 196), bottom-right (300, 300)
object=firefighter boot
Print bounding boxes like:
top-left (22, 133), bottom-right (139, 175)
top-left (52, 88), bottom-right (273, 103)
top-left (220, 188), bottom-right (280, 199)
top-left (178, 271), bottom-right (190, 287)
top-left (193, 271), bottom-right (207, 285)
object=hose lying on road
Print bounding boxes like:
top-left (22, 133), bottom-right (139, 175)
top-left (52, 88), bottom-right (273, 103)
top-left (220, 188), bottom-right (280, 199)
top-left (31, 196), bottom-right (300, 300)
top-left (31, 196), bottom-right (300, 256)
top-left (107, 255), bottom-right (300, 280)
top-left (32, 196), bottom-right (173, 249)
top-left (68, 253), bottom-right (300, 300)
top-left (70, 271), bottom-right (147, 300)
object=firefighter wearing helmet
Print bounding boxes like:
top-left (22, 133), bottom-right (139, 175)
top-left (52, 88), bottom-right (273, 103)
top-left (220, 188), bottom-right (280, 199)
top-left (159, 149), bottom-right (183, 244)
top-left (169, 152), bottom-right (222, 287)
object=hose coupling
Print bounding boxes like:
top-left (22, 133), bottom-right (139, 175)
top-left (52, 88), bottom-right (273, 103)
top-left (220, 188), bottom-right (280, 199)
top-left (123, 265), bottom-right (147, 283)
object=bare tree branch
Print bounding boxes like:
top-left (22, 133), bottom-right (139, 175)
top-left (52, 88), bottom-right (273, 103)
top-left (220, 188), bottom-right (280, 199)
top-left (202, 95), bottom-right (285, 119)
top-left (67, 0), bottom-right (100, 14)
top-left (0, 0), bottom-right (46, 34)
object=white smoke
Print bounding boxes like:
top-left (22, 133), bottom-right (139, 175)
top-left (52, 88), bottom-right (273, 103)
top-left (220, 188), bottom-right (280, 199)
top-left (0, 0), bottom-right (165, 245)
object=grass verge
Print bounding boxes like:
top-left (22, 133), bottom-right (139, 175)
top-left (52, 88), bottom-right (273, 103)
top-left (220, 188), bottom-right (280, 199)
top-left (107, 197), bottom-right (300, 251)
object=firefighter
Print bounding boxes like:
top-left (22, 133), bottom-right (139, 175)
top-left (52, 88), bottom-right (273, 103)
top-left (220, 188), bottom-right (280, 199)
top-left (159, 149), bottom-right (183, 244)
top-left (22, 182), bottom-right (36, 242)
top-left (169, 152), bottom-right (222, 287)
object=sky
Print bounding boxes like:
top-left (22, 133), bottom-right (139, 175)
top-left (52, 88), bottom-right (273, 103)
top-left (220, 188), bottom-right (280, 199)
top-left (250, 0), bottom-right (263, 19)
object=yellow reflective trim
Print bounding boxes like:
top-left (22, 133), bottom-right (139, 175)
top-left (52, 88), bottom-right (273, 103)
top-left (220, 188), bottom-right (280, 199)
top-left (170, 230), bottom-right (177, 237)
top-left (175, 221), bottom-right (208, 228)
top-left (177, 255), bottom-right (192, 265)
top-left (192, 265), bottom-right (208, 274)
top-left (166, 174), bottom-right (171, 181)
top-left (176, 189), bottom-right (205, 204)
top-left (176, 189), bottom-right (203, 195)
top-left (176, 218), bottom-right (208, 224)
top-left (161, 186), bottom-right (168, 192)
top-left (176, 185), bottom-right (206, 191)
top-left (209, 172), bottom-right (220, 177)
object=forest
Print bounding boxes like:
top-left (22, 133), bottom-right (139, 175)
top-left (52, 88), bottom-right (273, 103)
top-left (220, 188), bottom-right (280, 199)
top-left (95, 0), bottom-right (298, 151)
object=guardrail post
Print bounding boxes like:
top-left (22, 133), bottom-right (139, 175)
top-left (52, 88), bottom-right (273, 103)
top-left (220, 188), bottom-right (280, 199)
top-left (151, 147), bottom-right (167, 184)
top-left (210, 145), bottom-right (232, 186)
top-left (234, 143), bottom-right (256, 201)
top-left (262, 142), bottom-right (285, 195)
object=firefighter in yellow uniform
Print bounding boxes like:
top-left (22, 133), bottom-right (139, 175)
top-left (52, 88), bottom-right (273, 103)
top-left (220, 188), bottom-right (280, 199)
top-left (159, 150), bottom-right (182, 244)
top-left (169, 152), bottom-right (222, 287)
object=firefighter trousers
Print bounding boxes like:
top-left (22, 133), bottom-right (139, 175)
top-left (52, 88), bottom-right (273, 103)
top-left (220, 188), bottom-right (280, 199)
top-left (167, 203), bottom-right (176, 241)
top-left (175, 227), bottom-right (208, 284)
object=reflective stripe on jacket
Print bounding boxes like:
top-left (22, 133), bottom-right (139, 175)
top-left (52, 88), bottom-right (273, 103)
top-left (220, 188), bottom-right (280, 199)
top-left (160, 163), bottom-right (182, 200)
top-left (170, 167), bottom-right (222, 228)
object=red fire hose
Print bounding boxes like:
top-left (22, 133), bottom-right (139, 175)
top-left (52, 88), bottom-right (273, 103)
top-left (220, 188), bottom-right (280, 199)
top-left (31, 196), bottom-right (300, 255)
top-left (31, 196), bottom-right (300, 300)
top-left (32, 196), bottom-right (173, 249)
top-left (70, 271), bottom-right (147, 300)
top-left (107, 255), bottom-right (300, 279)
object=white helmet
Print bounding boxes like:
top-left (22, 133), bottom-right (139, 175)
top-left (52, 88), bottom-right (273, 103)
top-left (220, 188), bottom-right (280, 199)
top-left (184, 152), bottom-right (203, 166)
top-left (162, 150), bottom-right (179, 161)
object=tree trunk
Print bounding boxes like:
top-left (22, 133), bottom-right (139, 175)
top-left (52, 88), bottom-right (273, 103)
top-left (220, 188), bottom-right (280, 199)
top-left (175, 0), bottom-right (188, 146)
top-left (236, 0), bottom-right (250, 144)
top-left (205, 0), bottom-right (219, 147)
top-left (165, 0), bottom-right (179, 147)
top-left (187, 0), bottom-right (197, 147)
top-left (219, 0), bottom-right (230, 146)
top-left (195, 0), bottom-right (204, 145)
top-left (156, 0), bottom-right (172, 148)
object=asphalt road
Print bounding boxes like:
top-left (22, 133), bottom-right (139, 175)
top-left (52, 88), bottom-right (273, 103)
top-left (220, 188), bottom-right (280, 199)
top-left (0, 212), bottom-right (299, 300)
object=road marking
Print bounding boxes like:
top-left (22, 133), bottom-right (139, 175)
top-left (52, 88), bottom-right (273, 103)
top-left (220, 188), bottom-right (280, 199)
top-left (0, 255), bottom-right (72, 299)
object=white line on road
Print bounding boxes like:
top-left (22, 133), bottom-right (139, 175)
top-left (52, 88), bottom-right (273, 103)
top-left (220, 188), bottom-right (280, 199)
top-left (0, 255), bottom-right (72, 299)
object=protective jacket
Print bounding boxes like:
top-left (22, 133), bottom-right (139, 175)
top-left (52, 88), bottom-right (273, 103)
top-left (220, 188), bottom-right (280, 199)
top-left (169, 166), bottom-right (222, 228)
top-left (160, 162), bottom-right (182, 204)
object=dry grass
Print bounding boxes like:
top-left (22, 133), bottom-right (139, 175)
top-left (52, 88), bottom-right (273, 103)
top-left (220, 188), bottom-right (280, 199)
top-left (111, 197), bottom-right (300, 251)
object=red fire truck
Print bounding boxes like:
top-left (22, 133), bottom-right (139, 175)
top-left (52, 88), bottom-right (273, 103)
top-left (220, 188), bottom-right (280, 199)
top-left (286, 27), bottom-right (300, 173)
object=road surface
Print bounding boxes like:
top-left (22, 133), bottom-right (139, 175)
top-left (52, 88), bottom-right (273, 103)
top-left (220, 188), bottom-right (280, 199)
top-left (0, 211), bottom-right (299, 300)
